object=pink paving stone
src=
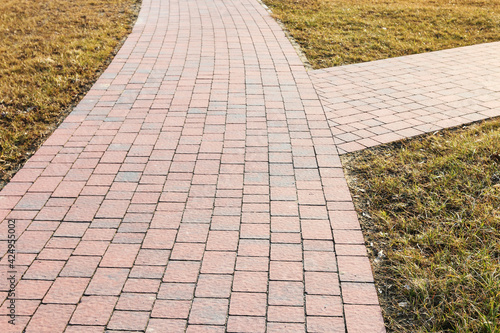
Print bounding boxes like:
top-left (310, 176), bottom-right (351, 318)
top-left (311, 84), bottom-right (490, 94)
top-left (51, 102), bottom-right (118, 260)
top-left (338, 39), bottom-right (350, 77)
top-left (195, 274), bottom-right (233, 298)
top-left (95, 199), bottom-right (129, 218)
top-left (306, 295), bottom-right (343, 316)
top-left (15, 231), bottom-right (53, 254)
top-left (237, 239), bottom-right (270, 257)
top-left (176, 223), bottom-right (210, 243)
top-left (270, 261), bottom-right (304, 281)
top-left (0, 252), bottom-right (36, 266)
top-left (24, 304), bottom-right (75, 333)
top-left (135, 249), bottom-right (170, 266)
top-left (129, 265), bottom-right (165, 279)
top-left (271, 243), bottom-right (303, 261)
top-left (268, 281), bottom-right (304, 306)
top-left (267, 306), bottom-right (306, 323)
top-left (299, 205), bottom-right (329, 220)
top-left (0, 299), bottom-right (40, 317)
top-left (297, 190), bottom-right (326, 205)
top-left (158, 283), bottom-right (196, 300)
top-left (99, 243), bottom-right (140, 268)
top-left (271, 201), bottom-right (299, 216)
top-left (301, 219), bottom-right (333, 240)
top-left (0, 196), bottom-right (21, 210)
top-left (146, 319), bottom-right (187, 333)
top-left (35, 205), bottom-right (70, 221)
top-left (163, 261), bottom-right (201, 283)
top-left (26, 221), bottom-right (60, 233)
top-left (333, 229), bottom-right (366, 245)
top-left (188, 298), bottom-right (229, 325)
top-left (53, 222), bottom-right (89, 237)
top-left (14, 192), bottom-right (50, 210)
top-left (206, 230), bottom-right (240, 250)
top-left (227, 316), bottom-right (266, 333)
top-left (152, 299), bottom-right (191, 319)
top-left (45, 236), bottom-right (80, 249)
top-left (329, 210), bottom-right (361, 230)
top-left (267, 322), bottom-right (306, 333)
top-left (342, 282), bottom-right (380, 305)
top-left (337, 256), bottom-right (375, 283)
top-left (235, 257), bottom-right (270, 272)
top-left (22, 260), bottom-right (65, 280)
top-left (70, 295), bottom-right (117, 326)
top-left (142, 228), bottom-right (177, 249)
top-left (28, 176), bottom-right (63, 193)
top-left (58, 256), bottom-right (101, 278)
top-left (271, 216), bottom-right (300, 232)
top-left (335, 244), bottom-right (368, 257)
top-left (84, 268), bottom-right (129, 296)
top-left (82, 228), bottom-right (116, 241)
top-left (229, 292), bottom-right (267, 316)
top-left (240, 223), bottom-right (270, 239)
top-left (123, 277), bottom-right (161, 293)
top-left (305, 272), bottom-right (341, 296)
top-left (0, 315), bottom-right (30, 332)
top-left (200, 251), bottom-right (237, 274)
top-left (269, 231), bottom-right (302, 245)
top-left (304, 251), bottom-right (337, 272)
top-left (64, 196), bottom-right (103, 221)
top-left (10, 280), bottom-right (52, 300)
top-left (116, 293), bottom-right (156, 311)
top-left (43, 277), bottom-right (90, 304)
top-left (232, 271), bottom-right (268, 293)
top-left (306, 317), bottom-right (346, 333)
top-left (107, 311), bottom-right (150, 331)
top-left (345, 305), bottom-right (386, 333)
top-left (170, 243), bottom-right (205, 261)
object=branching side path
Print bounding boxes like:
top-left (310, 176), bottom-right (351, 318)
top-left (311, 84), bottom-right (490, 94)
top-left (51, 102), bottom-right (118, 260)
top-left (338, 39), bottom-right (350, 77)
top-left (1, 0), bottom-right (499, 331)
top-left (310, 42), bottom-right (500, 154)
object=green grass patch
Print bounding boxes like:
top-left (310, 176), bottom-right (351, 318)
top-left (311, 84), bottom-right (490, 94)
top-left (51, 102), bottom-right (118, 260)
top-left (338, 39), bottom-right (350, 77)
top-left (343, 120), bottom-right (500, 332)
top-left (0, 0), bottom-right (140, 187)
top-left (261, 0), bottom-right (500, 68)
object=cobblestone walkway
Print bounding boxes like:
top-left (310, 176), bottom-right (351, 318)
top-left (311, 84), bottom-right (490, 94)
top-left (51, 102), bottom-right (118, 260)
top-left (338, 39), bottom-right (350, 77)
top-left (2, 0), bottom-right (499, 331)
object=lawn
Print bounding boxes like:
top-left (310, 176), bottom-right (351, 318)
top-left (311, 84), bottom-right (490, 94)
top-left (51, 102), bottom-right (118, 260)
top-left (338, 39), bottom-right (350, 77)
top-left (262, 0), bottom-right (500, 68)
top-left (343, 121), bottom-right (500, 332)
top-left (0, 0), bottom-right (140, 189)
top-left (261, 0), bottom-right (500, 331)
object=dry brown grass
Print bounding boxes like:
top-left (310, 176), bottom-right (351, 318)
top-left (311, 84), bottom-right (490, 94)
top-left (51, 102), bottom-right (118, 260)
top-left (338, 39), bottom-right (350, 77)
top-left (0, 0), bottom-right (140, 187)
top-left (262, 0), bottom-right (500, 68)
top-left (343, 120), bottom-right (500, 332)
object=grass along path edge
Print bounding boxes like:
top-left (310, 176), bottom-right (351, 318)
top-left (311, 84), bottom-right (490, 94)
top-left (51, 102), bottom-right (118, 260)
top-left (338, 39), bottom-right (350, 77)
top-left (342, 119), bottom-right (500, 332)
top-left (0, 0), bottom-right (141, 190)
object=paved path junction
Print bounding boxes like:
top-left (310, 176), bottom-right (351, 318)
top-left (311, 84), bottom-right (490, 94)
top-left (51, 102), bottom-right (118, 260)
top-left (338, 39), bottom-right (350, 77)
top-left (2, 0), bottom-right (500, 331)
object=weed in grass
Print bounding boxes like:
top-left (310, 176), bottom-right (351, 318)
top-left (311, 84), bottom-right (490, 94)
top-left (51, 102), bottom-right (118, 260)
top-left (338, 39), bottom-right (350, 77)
top-left (0, 0), bottom-right (140, 188)
top-left (262, 0), bottom-right (500, 68)
top-left (343, 120), bottom-right (500, 332)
